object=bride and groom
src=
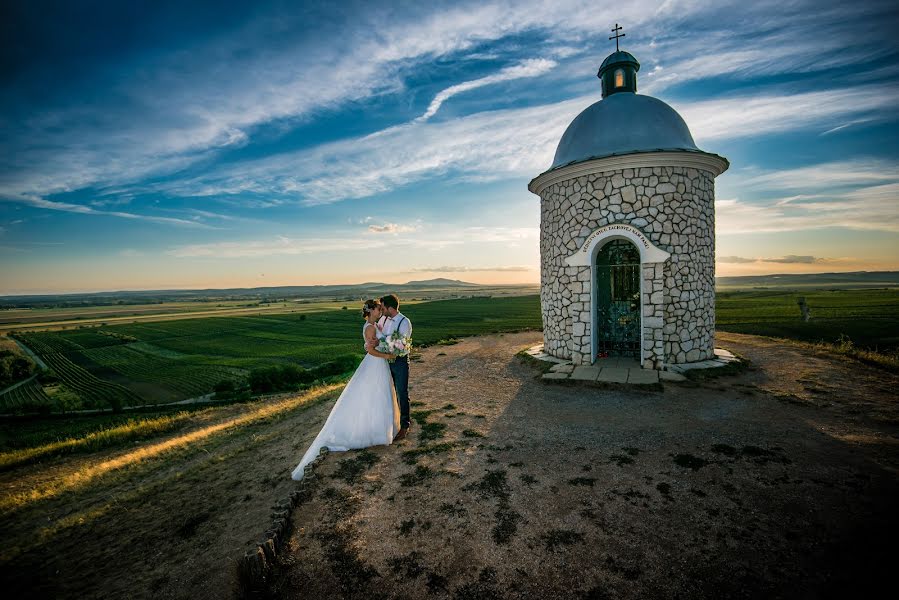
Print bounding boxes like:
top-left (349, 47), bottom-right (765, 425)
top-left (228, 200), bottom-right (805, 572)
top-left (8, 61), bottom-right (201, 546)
top-left (290, 294), bottom-right (413, 480)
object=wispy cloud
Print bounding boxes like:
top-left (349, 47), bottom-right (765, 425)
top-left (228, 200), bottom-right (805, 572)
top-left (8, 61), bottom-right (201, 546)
top-left (368, 223), bottom-right (418, 234)
top-left (732, 159), bottom-right (899, 192)
top-left (152, 97), bottom-right (580, 204)
top-left (4, 0), bottom-right (896, 210)
top-left (415, 58), bottom-right (556, 122)
top-left (717, 183), bottom-right (899, 234)
top-left (0, 0), bottom-right (655, 200)
top-left (154, 81), bottom-right (897, 207)
top-left (89, 197), bottom-right (133, 208)
top-left (408, 265), bottom-right (532, 272)
top-left (0, 194), bottom-right (217, 229)
top-left (717, 255), bottom-right (847, 264)
top-left (716, 159), bottom-right (899, 234)
top-left (167, 225), bottom-right (536, 259)
top-left (166, 235), bottom-right (380, 258)
top-left (676, 85), bottom-right (899, 145)
top-left (820, 118), bottom-right (876, 136)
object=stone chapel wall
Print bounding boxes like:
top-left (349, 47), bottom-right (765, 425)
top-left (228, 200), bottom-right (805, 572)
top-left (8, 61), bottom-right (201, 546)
top-left (539, 165), bottom-right (716, 367)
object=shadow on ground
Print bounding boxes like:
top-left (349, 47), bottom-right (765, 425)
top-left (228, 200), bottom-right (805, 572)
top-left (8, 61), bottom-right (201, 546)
top-left (267, 331), bottom-right (899, 600)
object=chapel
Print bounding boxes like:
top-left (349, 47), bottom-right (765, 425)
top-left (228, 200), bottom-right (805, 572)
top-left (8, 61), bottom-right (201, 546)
top-left (528, 28), bottom-right (729, 369)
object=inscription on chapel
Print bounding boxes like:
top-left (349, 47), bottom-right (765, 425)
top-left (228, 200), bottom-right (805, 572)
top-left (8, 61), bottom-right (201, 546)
top-left (581, 224), bottom-right (650, 252)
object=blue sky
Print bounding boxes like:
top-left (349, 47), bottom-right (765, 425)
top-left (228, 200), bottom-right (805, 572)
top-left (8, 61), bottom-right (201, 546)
top-left (1, 0), bottom-right (898, 294)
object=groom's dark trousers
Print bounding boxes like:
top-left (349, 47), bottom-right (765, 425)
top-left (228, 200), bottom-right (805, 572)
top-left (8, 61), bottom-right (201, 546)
top-left (390, 356), bottom-right (411, 429)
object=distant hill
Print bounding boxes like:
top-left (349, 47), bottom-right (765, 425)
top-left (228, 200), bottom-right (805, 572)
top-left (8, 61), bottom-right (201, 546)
top-left (0, 278), bottom-right (497, 307)
top-left (4, 271), bottom-right (895, 307)
top-left (401, 278), bottom-right (478, 287)
top-left (716, 271), bottom-right (899, 289)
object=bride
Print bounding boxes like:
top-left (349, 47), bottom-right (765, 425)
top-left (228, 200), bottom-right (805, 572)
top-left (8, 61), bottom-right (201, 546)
top-left (291, 299), bottom-right (401, 480)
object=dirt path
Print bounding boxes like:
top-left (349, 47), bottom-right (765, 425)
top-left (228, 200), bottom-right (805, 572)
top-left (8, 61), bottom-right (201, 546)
top-left (269, 332), bottom-right (899, 599)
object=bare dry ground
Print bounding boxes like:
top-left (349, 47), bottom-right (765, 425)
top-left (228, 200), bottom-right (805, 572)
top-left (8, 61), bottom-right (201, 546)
top-left (268, 331), bottom-right (899, 600)
top-left (2, 331), bottom-right (896, 599)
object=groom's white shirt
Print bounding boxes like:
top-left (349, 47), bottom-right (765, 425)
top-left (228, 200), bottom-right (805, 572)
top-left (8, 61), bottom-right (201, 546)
top-left (377, 311), bottom-right (412, 340)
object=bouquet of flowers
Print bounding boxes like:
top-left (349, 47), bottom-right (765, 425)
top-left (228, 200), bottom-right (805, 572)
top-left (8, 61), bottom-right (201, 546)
top-left (376, 330), bottom-right (412, 360)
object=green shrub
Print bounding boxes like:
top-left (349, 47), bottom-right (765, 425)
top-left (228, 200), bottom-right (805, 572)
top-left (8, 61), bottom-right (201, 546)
top-left (212, 380), bottom-right (237, 399)
top-left (248, 364), bottom-right (315, 393)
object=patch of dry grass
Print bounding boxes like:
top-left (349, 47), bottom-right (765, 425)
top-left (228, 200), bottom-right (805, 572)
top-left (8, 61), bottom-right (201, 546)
top-left (0, 382), bottom-right (347, 599)
top-left (0, 411), bottom-right (199, 471)
top-left (0, 384), bottom-right (341, 514)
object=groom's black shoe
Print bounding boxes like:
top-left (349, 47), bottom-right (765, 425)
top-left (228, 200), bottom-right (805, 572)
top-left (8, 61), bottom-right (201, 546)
top-left (393, 427), bottom-right (409, 442)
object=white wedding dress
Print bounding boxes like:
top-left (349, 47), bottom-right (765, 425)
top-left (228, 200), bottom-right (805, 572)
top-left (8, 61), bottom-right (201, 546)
top-left (291, 322), bottom-right (401, 480)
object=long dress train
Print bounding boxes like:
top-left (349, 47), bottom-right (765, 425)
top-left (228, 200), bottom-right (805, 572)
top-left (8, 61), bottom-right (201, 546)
top-left (291, 323), bottom-right (400, 480)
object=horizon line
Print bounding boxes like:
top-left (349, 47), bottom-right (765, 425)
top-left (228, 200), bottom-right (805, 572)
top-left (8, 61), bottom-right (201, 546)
top-left (2, 270), bottom-right (898, 299)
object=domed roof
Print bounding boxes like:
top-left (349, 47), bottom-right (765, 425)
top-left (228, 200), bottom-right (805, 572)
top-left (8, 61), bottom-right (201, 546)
top-left (599, 50), bottom-right (639, 74)
top-left (551, 92), bottom-right (699, 169)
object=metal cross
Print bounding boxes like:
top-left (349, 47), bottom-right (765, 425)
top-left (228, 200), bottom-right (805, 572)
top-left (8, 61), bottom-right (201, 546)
top-left (609, 23), bottom-right (625, 51)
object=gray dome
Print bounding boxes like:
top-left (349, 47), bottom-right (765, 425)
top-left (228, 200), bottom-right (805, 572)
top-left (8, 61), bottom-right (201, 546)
top-left (551, 92), bottom-right (699, 169)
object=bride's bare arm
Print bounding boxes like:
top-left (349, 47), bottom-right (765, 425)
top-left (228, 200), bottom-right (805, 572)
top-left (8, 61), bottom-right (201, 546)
top-left (365, 327), bottom-right (393, 359)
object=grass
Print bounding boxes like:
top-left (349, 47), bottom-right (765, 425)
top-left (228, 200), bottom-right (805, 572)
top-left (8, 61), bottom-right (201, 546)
top-left (568, 477), bottom-right (596, 487)
top-left (716, 288), bottom-right (899, 368)
top-left (0, 384), bottom-right (341, 514)
top-left (656, 482), bottom-right (674, 501)
top-left (387, 551), bottom-right (426, 577)
top-left (5, 286), bottom-right (896, 423)
top-left (438, 502), bottom-right (467, 518)
top-left (3, 295), bottom-right (542, 413)
top-left (791, 335), bottom-right (897, 372)
top-left (516, 350), bottom-right (555, 375)
top-left (0, 410), bottom-right (201, 471)
top-left (609, 454), bottom-right (634, 466)
top-left (398, 519), bottom-right (417, 535)
top-left (672, 453), bottom-right (709, 471)
top-left (402, 442), bottom-right (463, 465)
top-left (684, 356), bottom-right (749, 381)
top-left (0, 380), bottom-right (345, 598)
top-left (411, 408), bottom-right (448, 444)
top-left (0, 408), bottom-right (203, 451)
top-left (463, 469), bottom-right (522, 544)
top-left (419, 422), bottom-right (447, 443)
top-left (541, 529), bottom-right (584, 551)
top-left (399, 465), bottom-right (435, 487)
top-left (330, 449), bottom-right (380, 485)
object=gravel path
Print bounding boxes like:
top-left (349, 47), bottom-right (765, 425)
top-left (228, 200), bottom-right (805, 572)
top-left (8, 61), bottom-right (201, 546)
top-left (270, 331), bottom-right (898, 599)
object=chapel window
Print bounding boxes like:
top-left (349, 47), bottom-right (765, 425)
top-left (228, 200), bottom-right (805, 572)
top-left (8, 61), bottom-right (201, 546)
top-left (614, 69), bottom-right (624, 88)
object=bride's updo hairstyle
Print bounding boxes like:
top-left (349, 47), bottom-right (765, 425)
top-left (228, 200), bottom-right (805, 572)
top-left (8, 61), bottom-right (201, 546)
top-left (361, 299), bottom-right (380, 319)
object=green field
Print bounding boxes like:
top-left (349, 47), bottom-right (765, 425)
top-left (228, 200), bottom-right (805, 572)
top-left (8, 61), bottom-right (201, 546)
top-left (2, 289), bottom-right (897, 416)
top-left (716, 288), bottom-right (899, 352)
top-left (2, 296), bottom-right (542, 414)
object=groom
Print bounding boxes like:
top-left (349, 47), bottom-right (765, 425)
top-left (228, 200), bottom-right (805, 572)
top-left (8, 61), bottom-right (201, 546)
top-left (371, 294), bottom-right (412, 440)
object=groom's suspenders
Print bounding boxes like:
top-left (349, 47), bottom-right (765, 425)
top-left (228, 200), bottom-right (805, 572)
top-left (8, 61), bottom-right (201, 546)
top-left (395, 316), bottom-right (407, 335)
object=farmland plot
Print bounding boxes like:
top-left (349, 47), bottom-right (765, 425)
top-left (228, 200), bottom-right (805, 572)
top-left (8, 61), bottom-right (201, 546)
top-left (3, 296), bottom-right (543, 413)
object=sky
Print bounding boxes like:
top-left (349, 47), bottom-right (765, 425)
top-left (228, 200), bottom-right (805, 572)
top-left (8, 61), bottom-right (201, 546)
top-left (1, 0), bottom-right (898, 295)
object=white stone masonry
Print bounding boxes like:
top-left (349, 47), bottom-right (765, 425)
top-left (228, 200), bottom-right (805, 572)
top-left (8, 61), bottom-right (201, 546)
top-left (538, 165), bottom-right (716, 368)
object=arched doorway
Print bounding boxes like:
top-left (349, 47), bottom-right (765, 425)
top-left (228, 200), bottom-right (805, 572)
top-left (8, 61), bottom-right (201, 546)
top-left (594, 239), bottom-right (641, 360)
